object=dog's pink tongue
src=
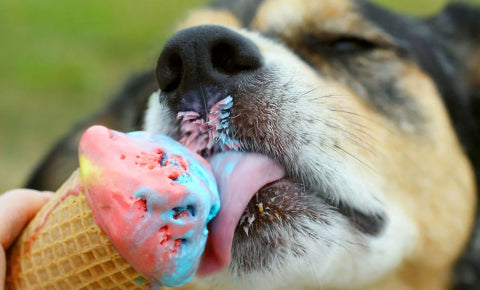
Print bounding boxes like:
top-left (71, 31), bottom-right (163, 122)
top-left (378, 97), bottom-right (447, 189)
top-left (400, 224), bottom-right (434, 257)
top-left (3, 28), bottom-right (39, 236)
top-left (197, 151), bottom-right (285, 276)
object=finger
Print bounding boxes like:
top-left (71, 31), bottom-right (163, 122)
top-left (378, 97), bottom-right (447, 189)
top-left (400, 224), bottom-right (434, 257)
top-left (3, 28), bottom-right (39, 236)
top-left (0, 189), bottom-right (54, 249)
top-left (1, 246), bottom-right (5, 290)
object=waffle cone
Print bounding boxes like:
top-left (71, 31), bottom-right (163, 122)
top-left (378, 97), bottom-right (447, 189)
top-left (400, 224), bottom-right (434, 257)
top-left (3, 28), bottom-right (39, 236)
top-left (6, 170), bottom-right (149, 289)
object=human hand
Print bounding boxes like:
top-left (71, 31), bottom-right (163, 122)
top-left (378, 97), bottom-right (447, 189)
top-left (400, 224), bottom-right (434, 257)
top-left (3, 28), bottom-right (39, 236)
top-left (0, 189), bottom-right (53, 290)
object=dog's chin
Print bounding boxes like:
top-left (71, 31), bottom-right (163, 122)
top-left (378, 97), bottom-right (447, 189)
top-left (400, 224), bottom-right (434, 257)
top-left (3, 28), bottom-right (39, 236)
top-left (231, 179), bottom-right (329, 275)
top-left (214, 176), bottom-right (383, 277)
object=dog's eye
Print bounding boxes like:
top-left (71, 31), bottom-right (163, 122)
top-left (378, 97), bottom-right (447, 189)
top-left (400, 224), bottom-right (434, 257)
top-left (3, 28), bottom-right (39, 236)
top-left (305, 34), bottom-right (379, 55)
top-left (329, 37), bottom-right (378, 53)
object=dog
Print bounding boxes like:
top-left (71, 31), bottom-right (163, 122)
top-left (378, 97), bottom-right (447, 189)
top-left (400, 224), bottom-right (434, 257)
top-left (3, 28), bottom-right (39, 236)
top-left (25, 0), bottom-right (480, 289)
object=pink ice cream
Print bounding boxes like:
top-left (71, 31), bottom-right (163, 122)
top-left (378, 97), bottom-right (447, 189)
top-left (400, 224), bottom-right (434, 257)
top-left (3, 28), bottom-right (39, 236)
top-left (78, 125), bottom-right (220, 287)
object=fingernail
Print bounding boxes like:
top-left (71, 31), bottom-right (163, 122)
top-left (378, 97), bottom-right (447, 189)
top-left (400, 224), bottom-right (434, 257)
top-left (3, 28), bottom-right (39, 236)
top-left (41, 191), bottom-right (55, 199)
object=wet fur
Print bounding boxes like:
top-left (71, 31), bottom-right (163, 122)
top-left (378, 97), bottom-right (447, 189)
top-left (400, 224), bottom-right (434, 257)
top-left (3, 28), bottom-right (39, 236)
top-left (26, 0), bottom-right (480, 289)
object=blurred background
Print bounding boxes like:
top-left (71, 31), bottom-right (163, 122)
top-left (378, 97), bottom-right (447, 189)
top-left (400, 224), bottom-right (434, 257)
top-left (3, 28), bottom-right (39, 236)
top-left (0, 0), bottom-right (478, 192)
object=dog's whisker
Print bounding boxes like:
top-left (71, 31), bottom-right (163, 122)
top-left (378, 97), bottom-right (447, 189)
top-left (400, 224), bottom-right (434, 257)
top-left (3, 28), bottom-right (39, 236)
top-left (327, 107), bottom-right (377, 123)
top-left (332, 144), bottom-right (376, 173)
top-left (324, 122), bottom-right (377, 155)
top-left (343, 119), bottom-right (381, 143)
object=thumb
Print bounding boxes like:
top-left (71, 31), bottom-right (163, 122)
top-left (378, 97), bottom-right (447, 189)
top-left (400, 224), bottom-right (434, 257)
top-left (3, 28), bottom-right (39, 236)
top-left (0, 189), bottom-right (53, 290)
top-left (0, 189), bottom-right (54, 249)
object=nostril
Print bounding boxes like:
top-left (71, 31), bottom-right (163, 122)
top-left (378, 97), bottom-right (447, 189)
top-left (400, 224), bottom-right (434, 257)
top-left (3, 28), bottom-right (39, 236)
top-left (211, 43), bottom-right (237, 74)
top-left (211, 40), bottom-right (262, 75)
top-left (157, 51), bottom-right (183, 92)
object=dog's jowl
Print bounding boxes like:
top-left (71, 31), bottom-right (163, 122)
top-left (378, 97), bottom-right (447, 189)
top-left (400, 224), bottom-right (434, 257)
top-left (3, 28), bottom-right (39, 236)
top-left (27, 0), bottom-right (480, 289)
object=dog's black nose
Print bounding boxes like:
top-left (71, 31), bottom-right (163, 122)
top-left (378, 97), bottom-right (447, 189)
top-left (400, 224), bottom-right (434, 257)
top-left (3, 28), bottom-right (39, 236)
top-left (156, 25), bottom-right (262, 96)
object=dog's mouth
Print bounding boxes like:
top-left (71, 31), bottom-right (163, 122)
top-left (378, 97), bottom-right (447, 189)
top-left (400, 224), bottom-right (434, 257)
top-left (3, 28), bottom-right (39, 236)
top-left (174, 91), bottom-right (385, 277)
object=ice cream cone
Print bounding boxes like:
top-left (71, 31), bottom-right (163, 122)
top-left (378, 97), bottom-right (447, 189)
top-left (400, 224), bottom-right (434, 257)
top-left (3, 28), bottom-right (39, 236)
top-left (6, 169), bottom-right (148, 290)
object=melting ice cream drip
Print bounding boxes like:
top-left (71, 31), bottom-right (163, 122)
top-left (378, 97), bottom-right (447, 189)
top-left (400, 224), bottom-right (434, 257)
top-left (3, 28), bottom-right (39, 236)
top-left (177, 96), bottom-right (241, 156)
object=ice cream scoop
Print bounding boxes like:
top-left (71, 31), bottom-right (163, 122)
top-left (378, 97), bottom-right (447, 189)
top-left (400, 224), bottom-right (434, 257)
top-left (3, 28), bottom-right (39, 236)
top-left (79, 125), bottom-right (220, 286)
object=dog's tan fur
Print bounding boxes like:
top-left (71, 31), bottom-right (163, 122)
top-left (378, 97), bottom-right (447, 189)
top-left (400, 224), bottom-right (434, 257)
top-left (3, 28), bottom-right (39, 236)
top-left (363, 68), bottom-right (477, 289)
top-left (176, 9), bottom-right (241, 31)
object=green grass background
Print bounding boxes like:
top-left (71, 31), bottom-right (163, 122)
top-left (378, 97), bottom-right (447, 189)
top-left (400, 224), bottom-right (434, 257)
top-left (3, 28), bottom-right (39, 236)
top-left (0, 0), bottom-right (478, 192)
